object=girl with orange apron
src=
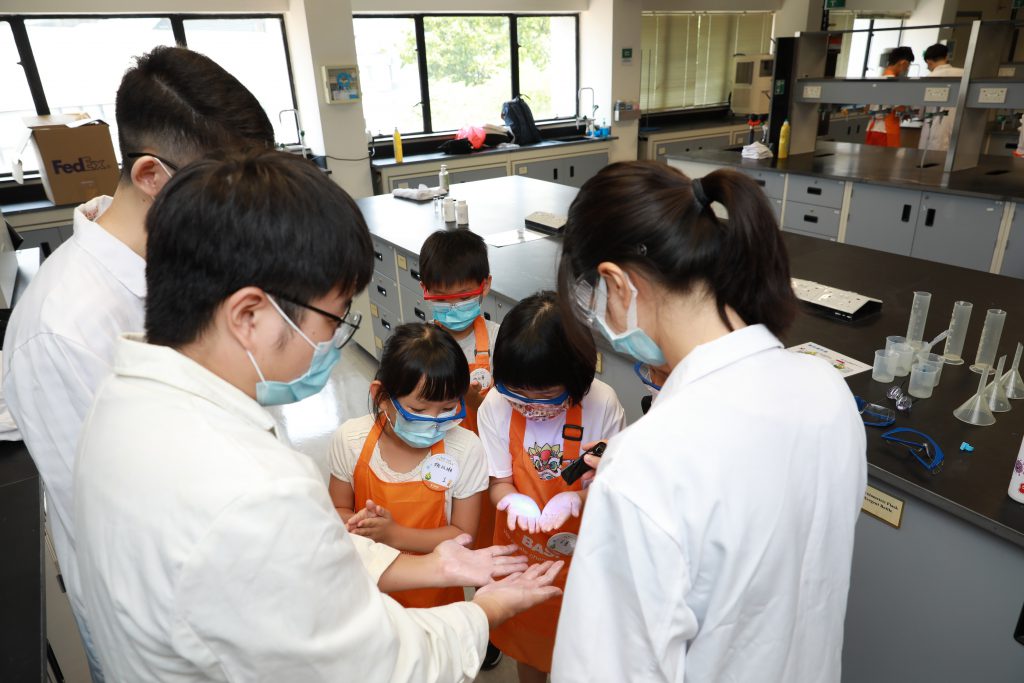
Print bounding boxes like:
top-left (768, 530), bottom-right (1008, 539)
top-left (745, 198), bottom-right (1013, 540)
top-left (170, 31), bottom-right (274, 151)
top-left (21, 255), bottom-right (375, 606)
top-left (490, 401), bottom-right (585, 673)
top-left (352, 413), bottom-right (466, 609)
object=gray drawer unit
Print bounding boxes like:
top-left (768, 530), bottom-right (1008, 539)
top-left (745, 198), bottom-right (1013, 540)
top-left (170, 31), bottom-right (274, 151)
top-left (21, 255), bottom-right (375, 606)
top-left (987, 133), bottom-right (1018, 157)
top-left (782, 225), bottom-right (837, 242)
top-left (396, 249), bottom-right (423, 293)
top-left (738, 168), bottom-right (786, 200)
top-left (844, 183), bottom-right (921, 256)
top-left (1001, 203), bottom-right (1024, 279)
top-left (768, 197), bottom-right (783, 223)
top-left (368, 271), bottom-right (399, 310)
top-left (787, 175), bottom-right (845, 209)
top-left (782, 201), bottom-right (841, 239)
top-left (655, 135), bottom-right (732, 162)
top-left (371, 236), bottom-right (397, 278)
top-left (370, 301), bottom-right (400, 356)
top-left (450, 165), bottom-right (508, 185)
top-left (910, 193), bottom-right (1002, 272)
top-left (595, 347), bottom-right (647, 425)
top-left (390, 173), bottom-right (437, 191)
top-left (487, 293), bottom-right (516, 324)
top-left (399, 285), bottom-right (431, 325)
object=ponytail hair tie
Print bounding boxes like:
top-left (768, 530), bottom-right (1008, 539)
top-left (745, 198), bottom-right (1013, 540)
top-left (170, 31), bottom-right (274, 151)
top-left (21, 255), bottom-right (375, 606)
top-left (691, 177), bottom-right (711, 209)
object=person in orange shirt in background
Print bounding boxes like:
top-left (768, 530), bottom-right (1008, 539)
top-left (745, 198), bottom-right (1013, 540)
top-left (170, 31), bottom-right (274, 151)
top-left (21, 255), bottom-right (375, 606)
top-left (865, 46), bottom-right (915, 147)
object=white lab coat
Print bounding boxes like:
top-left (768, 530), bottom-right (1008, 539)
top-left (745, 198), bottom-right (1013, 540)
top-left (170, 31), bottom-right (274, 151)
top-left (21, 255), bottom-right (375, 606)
top-left (75, 335), bottom-right (489, 682)
top-left (551, 325), bottom-right (867, 683)
top-left (919, 63), bottom-right (965, 152)
top-left (2, 196), bottom-right (140, 635)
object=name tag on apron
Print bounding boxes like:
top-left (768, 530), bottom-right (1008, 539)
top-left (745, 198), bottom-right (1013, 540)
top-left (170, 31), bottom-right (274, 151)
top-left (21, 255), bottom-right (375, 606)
top-left (421, 453), bottom-right (459, 491)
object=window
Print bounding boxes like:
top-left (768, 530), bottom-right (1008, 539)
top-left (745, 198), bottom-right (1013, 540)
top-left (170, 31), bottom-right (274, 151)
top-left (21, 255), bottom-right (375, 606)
top-left (0, 14), bottom-right (298, 179)
top-left (0, 21), bottom-right (38, 174)
top-left (640, 12), bottom-right (774, 113)
top-left (830, 12), bottom-right (913, 79)
top-left (182, 18), bottom-right (297, 145)
top-left (354, 14), bottom-right (579, 136)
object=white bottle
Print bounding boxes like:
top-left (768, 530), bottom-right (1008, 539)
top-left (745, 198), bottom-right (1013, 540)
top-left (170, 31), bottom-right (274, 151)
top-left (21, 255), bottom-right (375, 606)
top-left (438, 164), bottom-right (450, 197)
top-left (443, 197), bottom-right (456, 223)
top-left (456, 200), bottom-right (469, 226)
top-left (1008, 436), bottom-right (1024, 503)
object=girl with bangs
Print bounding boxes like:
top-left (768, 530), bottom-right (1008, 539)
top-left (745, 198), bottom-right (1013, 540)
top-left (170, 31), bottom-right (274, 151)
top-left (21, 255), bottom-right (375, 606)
top-left (328, 322), bottom-right (490, 608)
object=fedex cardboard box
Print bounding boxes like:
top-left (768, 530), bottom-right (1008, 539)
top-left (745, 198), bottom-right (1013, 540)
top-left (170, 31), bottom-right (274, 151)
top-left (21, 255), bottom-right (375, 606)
top-left (21, 114), bottom-right (119, 206)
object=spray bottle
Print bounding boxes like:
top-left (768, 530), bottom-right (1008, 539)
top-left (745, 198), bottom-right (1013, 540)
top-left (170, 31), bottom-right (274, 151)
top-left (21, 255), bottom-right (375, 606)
top-left (778, 119), bottom-right (791, 160)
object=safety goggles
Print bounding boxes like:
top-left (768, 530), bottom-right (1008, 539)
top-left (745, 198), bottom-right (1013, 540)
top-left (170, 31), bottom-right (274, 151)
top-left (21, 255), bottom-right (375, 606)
top-left (125, 151), bottom-right (180, 173)
top-left (422, 281), bottom-right (487, 302)
top-left (266, 292), bottom-right (361, 349)
top-left (390, 396), bottom-right (466, 425)
top-left (495, 383), bottom-right (570, 405)
top-left (855, 397), bottom-right (896, 427)
top-left (633, 362), bottom-right (663, 391)
top-left (570, 274), bottom-right (602, 325)
top-left (881, 427), bottom-right (944, 473)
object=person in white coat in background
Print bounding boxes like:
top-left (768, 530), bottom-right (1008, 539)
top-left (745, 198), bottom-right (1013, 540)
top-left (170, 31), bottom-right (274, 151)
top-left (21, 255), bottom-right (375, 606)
top-left (74, 149), bottom-right (562, 682)
top-left (918, 43), bottom-right (964, 152)
top-left (550, 161), bottom-right (867, 682)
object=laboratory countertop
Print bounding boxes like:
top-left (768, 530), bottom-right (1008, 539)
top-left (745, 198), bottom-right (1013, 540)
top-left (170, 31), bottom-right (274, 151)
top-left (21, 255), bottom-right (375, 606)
top-left (636, 116), bottom-right (750, 139)
top-left (670, 140), bottom-right (1024, 203)
top-left (357, 175), bottom-right (1024, 549)
top-left (370, 136), bottom-right (617, 170)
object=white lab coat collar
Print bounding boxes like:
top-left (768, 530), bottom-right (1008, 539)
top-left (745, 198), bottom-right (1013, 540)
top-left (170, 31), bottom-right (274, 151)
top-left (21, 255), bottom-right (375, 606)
top-left (73, 196), bottom-right (147, 299)
top-left (659, 324), bottom-right (782, 395)
top-left (929, 63), bottom-right (962, 77)
top-left (114, 334), bottom-right (278, 435)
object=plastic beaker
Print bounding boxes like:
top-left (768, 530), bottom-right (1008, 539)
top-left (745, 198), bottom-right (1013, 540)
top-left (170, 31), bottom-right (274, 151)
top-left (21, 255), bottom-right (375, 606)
top-left (915, 352), bottom-right (944, 387)
top-left (886, 336), bottom-right (914, 377)
top-left (873, 349), bottom-right (898, 383)
top-left (971, 309), bottom-right (1006, 374)
top-left (943, 301), bottom-right (973, 365)
top-left (909, 363), bottom-right (938, 399)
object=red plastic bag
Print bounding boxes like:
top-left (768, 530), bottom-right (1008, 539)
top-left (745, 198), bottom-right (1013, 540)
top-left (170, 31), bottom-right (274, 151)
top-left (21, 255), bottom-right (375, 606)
top-left (456, 126), bottom-right (487, 149)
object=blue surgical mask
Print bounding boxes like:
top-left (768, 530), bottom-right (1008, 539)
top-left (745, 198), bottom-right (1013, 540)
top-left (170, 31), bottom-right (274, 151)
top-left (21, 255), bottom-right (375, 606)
top-left (432, 298), bottom-right (481, 331)
top-left (591, 276), bottom-right (666, 366)
top-left (247, 297), bottom-right (342, 406)
top-left (387, 397), bottom-right (466, 448)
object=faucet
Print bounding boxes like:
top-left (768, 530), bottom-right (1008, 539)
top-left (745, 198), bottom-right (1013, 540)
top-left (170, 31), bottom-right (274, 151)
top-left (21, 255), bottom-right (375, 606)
top-left (577, 88), bottom-right (598, 137)
top-left (279, 108), bottom-right (306, 153)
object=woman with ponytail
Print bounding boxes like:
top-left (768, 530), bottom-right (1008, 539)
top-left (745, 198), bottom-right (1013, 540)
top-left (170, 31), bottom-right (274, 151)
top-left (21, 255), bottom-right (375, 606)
top-left (550, 162), bottom-right (867, 683)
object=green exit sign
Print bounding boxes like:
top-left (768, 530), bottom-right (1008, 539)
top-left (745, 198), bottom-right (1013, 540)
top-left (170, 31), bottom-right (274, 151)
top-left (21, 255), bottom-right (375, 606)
top-left (825, 0), bottom-right (846, 8)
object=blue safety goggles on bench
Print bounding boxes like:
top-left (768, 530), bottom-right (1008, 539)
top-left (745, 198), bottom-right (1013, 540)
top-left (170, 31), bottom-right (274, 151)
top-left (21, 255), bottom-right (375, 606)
top-left (880, 427), bottom-right (944, 473)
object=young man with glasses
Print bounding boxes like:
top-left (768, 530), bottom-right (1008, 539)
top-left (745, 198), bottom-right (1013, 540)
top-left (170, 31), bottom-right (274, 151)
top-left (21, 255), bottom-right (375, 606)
top-left (1, 46), bottom-right (274, 680)
top-left (74, 149), bottom-right (562, 681)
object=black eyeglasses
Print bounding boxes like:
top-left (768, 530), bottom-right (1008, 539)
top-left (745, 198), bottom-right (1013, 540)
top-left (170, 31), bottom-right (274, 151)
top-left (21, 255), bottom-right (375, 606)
top-left (268, 292), bottom-right (362, 350)
top-left (125, 152), bottom-right (180, 172)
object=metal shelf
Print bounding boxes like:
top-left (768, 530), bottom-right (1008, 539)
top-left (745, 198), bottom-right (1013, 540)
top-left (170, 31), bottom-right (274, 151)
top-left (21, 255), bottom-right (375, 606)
top-left (794, 78), bottom-right (961, 107)
top-left (965, 80), bottom-right (1024, 109)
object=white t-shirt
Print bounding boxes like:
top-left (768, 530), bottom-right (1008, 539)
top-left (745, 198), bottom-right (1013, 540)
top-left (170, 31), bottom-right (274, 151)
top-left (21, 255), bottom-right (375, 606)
top-left (329, 414), bottom-right (489, 521)
top-left (477, 379), bottom-right (626, 479)
top-left (455, 318), bottom-right (499, 366)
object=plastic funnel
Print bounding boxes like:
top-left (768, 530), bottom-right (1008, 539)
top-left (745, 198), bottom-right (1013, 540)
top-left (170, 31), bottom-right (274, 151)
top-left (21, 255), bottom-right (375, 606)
top-left (954, 367), bottom-right (997, 426)
top-left (986, 356), bottom-right (1012, 413)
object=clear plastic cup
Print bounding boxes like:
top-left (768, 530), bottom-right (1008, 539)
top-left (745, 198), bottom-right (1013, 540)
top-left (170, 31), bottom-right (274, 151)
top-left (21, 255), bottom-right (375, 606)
top-left (915, 352), bottom-right (944, 386)
top-left (886, 336), bottom-right (914, 377)
top-left (872, 349), bottom-right (898, 383)
top-left (909, 363), bottom-right (939, 399)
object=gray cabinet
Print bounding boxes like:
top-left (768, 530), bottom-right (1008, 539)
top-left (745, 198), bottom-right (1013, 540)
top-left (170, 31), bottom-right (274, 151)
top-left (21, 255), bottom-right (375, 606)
top-left (1000, 203), bottom-right (1024, 279)
top-left (655, 135), bottom-right (732, 162)
top-left (787, 175), bottom-right (845, 209)
top-left (595, 348), bottom-right (647, 425)
top-left (450, 165), bottom-right (507, 184)
top-left (827, 115), bottom-right (870, 142)
top-left (371, 236), bottom-right (397, 278)
top-left (782, 201), bottom-right (841, 239)
top-left (845, 183), bottom-right (922, 256)
top-left (910, 193), bottom-right (1003, 272)
top-left (513, 152), bottom-right (608, 188)
top-left (389, 173), bottom-right (438, 191)
top-left (482, 293), bottom-right (516, 324)
top-left (738, 168), bottom-right (786, 199)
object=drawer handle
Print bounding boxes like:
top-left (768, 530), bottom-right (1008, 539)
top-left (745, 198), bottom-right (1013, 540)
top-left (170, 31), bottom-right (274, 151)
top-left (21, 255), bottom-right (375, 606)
top-left (382, 319), bottom-right (392, 331)
top-left (377, 285), bottom-right (388, 297)
top-left (807, 187), bottom-right (822, 195)
top-left (414, 307), bottom-right (426, 321)
top-left (755, 179), bottom-right (766, 187)
top-left (803, 214), bottom-right (819, 224)
top-left (410, 268), bottom-right (420, 281)
top-left (374, 250), bottom-right (383, 262)
top-left (901, 204), bottom-right (912, 222)
top-left (925, 208), bottom-right (936, 227)
top-left (484, 312), bottom-right (492, 321)
top-left (553, 168), bottom-right (559, 181)
top-left (570, 165), bottom-right (575, 178)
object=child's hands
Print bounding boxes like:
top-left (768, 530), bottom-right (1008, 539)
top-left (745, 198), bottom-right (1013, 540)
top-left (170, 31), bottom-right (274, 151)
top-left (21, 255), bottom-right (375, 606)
top-left (497, 492), bottom-right (542, 533)
top-left (348, 499), bottom-right (395, 544)
top-left (539, 491), bottom-right (582, 532)
top-left (465, 381), bottom-right (486, 413)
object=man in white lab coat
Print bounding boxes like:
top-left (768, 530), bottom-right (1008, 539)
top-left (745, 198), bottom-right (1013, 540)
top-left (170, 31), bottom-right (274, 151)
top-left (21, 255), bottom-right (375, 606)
top-left (74, 149), bottom-right (562, 682)
top-left (918, 43), bottom-right (964, 152)
top-left (2, 47), bottom-right (276, 680)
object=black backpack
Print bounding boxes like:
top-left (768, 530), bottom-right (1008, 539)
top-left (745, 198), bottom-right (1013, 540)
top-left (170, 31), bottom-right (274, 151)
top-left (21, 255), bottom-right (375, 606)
top-left (501, 97), bottom-right (543, 146)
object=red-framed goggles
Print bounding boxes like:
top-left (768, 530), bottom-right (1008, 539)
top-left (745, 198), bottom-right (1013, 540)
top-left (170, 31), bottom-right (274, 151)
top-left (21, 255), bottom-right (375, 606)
top-left (421, 281), bottom-right (487, 301)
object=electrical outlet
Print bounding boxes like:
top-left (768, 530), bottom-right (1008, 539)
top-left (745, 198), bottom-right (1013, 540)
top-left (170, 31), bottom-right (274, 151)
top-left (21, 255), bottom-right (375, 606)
top-left (924, 87), bottom-right (950, 103)
top-left (979, 87), bottom-right (1008, 104)
top-left (803, 85), bottom-right (822, 99)
top-left (998, 67), bottom-right (1016, 77)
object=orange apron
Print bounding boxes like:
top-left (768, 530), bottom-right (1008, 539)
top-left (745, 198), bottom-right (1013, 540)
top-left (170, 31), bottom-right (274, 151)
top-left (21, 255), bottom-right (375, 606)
top-left (354, 414), bottom-right (464, 609)
top-left (490, 404), bottom-right (584, 673)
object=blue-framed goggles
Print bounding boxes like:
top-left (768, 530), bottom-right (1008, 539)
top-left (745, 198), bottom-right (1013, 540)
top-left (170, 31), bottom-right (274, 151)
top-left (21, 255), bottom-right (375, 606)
top-left (633, 362), bottom-right (663, 391)
top-left (389, 397), bottom-right (466, 425)
top-left (855, 396), bottom-right (896, 427)
top-left (881, 427), bottom-right (944, 473)
top-left (495, 383), bottom-right (570, 405)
